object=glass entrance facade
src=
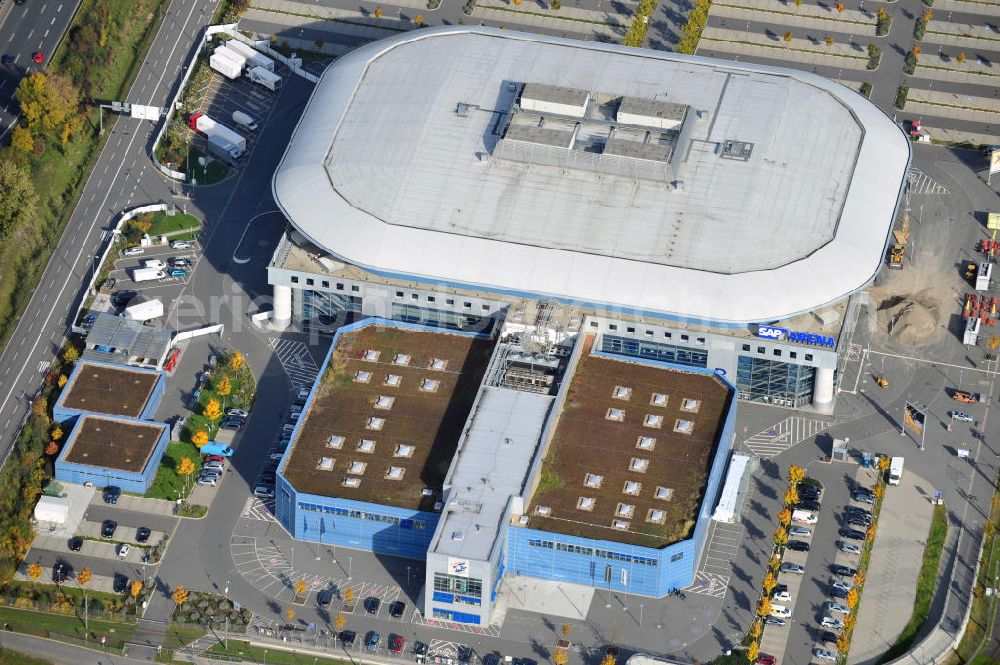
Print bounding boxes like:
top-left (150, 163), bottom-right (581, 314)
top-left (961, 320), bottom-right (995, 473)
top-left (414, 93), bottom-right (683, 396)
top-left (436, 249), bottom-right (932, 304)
top-left (735, 356), bottom-right (815, 407)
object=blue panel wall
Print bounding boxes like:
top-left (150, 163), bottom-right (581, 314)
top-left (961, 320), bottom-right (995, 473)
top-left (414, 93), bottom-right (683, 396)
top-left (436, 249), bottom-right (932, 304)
top-left (54, 417), bottom-right (170, 493)
top-left (53, 360), bottom-right (166, 423)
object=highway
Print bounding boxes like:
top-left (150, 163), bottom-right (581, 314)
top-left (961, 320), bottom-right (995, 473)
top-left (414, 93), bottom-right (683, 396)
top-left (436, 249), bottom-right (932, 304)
top-left (0, 0), bottom-right (82, 138)
top-left (0, 0), bottom-right (219, 470)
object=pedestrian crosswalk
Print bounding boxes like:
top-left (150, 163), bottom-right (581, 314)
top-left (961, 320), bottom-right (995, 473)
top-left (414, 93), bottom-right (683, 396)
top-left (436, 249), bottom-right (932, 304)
top-left (742, 416), bottom-right (831, 458)
top-left (241, 496), bottom-right (277, 522)
top-left (268, 338), bottom-right (320, 390)
top-left (684, 521), bottom-right (743, 598)
top-left (908, 166), bottom-right (948, 195)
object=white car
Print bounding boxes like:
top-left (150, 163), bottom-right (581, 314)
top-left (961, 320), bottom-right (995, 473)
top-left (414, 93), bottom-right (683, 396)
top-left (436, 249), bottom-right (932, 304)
top-left (203, 461), bottom-right (225, 471)
top-left (269, 453), bottom-right (284, 461)
top-left (821, 616), bottom-right (844, 630)
top-left (814, 648), bottom-right (837, 661)
top-left (197, 476), bottom-right (218, 486)
top-left (950, 411), bottom-right (974, 422)
top-left (117, 543), bottom-right (130, 558)
top-left (769, 604), bottom-right (791, 618)
top-left (839, 542), bottom-right (862, 555)
top-left (254, 486), bottom-right (275, 499)
top-left (780, 563), bottom-right (805, 574)
top-left (227, 408), bottom-right (249, 418)
top-left (772, 590), bottom-right (791, 602)
top-left (789, 526), bottom-right (812, 538)
top-left (171, 241), bottom-right (192, 249)
top-left (143, 259), bottom-right (166, 269)
top-left (826, 601), bottom-right (850, 615)
top-left (123, 247), bottom-right (144, 257)
top-left (831, 579), bottom-right (854, 592)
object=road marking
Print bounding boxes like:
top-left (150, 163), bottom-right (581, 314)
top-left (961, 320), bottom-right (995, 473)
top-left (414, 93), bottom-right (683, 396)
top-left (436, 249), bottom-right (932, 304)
top-left (57, 3), bottom-right (63, 10)
top-left (50, 16), bottom-right (55, 24)
top-left (26, 29), bottom-right (33, 39)
top-left (742, 416), bottom-right (831, 458)
top-left (44, 30), bottom-right (50, 38)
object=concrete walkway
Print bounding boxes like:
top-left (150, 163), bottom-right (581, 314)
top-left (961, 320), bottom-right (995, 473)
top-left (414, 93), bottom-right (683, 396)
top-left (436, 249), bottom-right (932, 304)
top-left (712, 0), bottom-right (875, 34)
top-left (933, 0), bottom-right (1000, 18)
top-left (114, 494), bottom-right (178, 518)
top-left (924, 20), bottom-right (1000, 49)
top-left (907, 88), bottom-right (1000, 123)
top-left (700, 26), bottom-right (871, 69)
top-left (848, 470), bottom-right (934, 665)
top-left (922, 124), bottom-right (998, 146)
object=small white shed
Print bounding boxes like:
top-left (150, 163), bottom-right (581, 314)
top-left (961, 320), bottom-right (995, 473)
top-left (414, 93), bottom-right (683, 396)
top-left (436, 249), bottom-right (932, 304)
top-left (34, 495), bottom-right (70, 525)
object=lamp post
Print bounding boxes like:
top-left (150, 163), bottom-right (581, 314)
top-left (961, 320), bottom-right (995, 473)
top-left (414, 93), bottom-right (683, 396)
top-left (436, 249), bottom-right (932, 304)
top-left (639, 603), bottom-right (643, 626)
top-left (348, 556), bottom-right (352, 578)
top-left (406, 566), bottom-right (412, 589)
top-left (224, 579), bottom-right (230, 650)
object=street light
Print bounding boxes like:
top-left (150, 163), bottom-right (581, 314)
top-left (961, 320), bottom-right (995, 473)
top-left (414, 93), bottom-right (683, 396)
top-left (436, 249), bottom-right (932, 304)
top-left (224, 579), bottom-right (230, 650)
top-left (406, 565), bottom-right (411, 589)
top-left (348, 556), bottom-right (353, 578)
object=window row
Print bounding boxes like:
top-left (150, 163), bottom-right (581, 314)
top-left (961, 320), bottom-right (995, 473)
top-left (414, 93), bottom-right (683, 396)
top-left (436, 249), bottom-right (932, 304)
top-left (289, 275), bottom-right (360, 292)
top-left (741, 343), bottom-right (814, 362)
top-left (295, 502), bottom-right (427, 529)
top-left (394, 290), bottom-right (493, 312)
top-left (525, 539), bottom-right (660, 567)
top-left (433, 573), bottom-right (483, 596)
top-left (590, 322), bottom-right (706, 345)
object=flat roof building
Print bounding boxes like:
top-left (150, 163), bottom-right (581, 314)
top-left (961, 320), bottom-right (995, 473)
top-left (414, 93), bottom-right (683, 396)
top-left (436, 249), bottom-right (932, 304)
top-left (55, 414), bottom-right (170, 494)
top-left (53, 360), bottom-right (165, 423)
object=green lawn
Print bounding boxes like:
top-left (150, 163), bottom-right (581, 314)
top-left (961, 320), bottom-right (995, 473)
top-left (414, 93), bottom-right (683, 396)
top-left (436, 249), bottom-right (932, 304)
top-left (146, 441), bottom-right (202, 501)
top-left (144, 211), bottom-right (201, 237)
top-left (0, 648), bottom-right (57, 665)
top-left (878, 503), bottom-right (949, 663)
top-left (953, 492), bottom-right (1000, 663)
top-left (187, 148), bottom-right (229, 186)
top-left (163, 623), bottom-right (206, 649)
top-left (0, 605), bottom-right (135, 649)
top-left (206, 641), bottom-right (352, 665)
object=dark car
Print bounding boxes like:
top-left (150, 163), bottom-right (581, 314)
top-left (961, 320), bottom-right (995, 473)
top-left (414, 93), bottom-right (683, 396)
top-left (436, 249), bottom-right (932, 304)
top-left (786, 540), bottom-right (810, 552)
top-left (820, 631), bottom-right (839, 644)
top-left (220, 420), bottom-right (244, 431)
top-left (68, 536), bottom-right (83, 552)
top-left (831, 564), bottom-right (857, 577)
top-left (103, 486), bottom-right (121, 504)
top-left (364, 596), bottom-right (381, 614)
top-left (839, 528), bottom-right (866, 541)
top-left (339, 630), bottom-right (356, 647)
top-left (1, 54), bottom-right (13, 65)
top-left (797, 500), bottom-right (822, 512)
top-left (853, 492), bottom-right (876, 505)
top-left (101, 520), bottom-right (118, 538)
top-left (846, 516), bottom-right (872, 529)
top-left (763, 616), bottom-right (785, 626)
top-left (830, 586), bottom-right (849, 600)
top-left (135, 527), bottom-right (151, 543)
top-left (484, 654), bottom-right (504, 665)
top-left (113, 574), bottom-right (129, 594)
top-left (458, 646), bottom-right (473, 664)
top-left (797, 485), bottom-right (821, 498)
top-left (52, 561), bottom-right (70, 583)
top-left (389, 600), bottom-right (405, 618)
top-left (845, 505), bottom-right (872, 517)
top-left (317, 588), bottom-right (334, 608)
top-left (365, 631), bottom-right (381, 652)
top-left (168, 257), bottom-right (191, 268)
top-left (413, 641), bottom-right (428, 663)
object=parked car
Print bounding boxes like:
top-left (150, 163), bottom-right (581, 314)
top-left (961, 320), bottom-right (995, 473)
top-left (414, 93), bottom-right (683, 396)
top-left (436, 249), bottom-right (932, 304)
top-left (253, 486), bottom-right (275, 499)
top-left (457, 646), bottom-right (474, 664)
top-left (111, 290), bottom-right (138, 307)
top-left (413, 641), bottom-right (428, 662)
top-left (839, 528), bottom-right (866, 541)
top-left (317, 588), bottom-right (334, 608)
top-left (755, 656), bottom-right (776, 665)
top-left (845, 506), bottom-right (872, 518)
top-left (52, 561), bottom-right (70, 583)
top-left (763, 616), bottom-right (785, 626)
top-left (171, 240), bottom-right (192, 250)
top-left (797, 500), bottom-right (822, 512)
top-left (814, 648), bottom-right (837, 661)
top-left (339, 630), bottom-right (356, 647)
top-left (389, 600), bottom-right (406, 618)
top-left (103, 486), bottom-right (121, 504)
top-left (780, 562), bottom-right (805, 574)
top-left (839, 542), bottom-right (862, 555)
top-left (789, 526), bottom-right (812, 538)
top-left (830, 586), bottom-right (849, 600)
top-left (821, 616), bottom-right (844, 630)
top-left (205, 455), bottom-right (225, 464)
top-left (365, 596), bottom-right (381, 614)
top-left (950, 411), bottom-right (974, 422)
top-left (389, 635), bottom-right (406, 654)
top-left (101, 520), bottom-right (118, 538)
top-left (846, 516), bottom-right (872, 529)
top-left (117, 543), bottom-right (131, 558)
top-left (136, 527), bottom-right (151, 543)
top-left (786, 540), bottom-right (810, 552)
top-left (952, 390), bottom-right (981, 403)
top-left (820, 631), bottom-right (839, 645)
top-left (113, 574), bottom-right (129, 594)
top-left (831, 564), bottom-right (857, 577)
top-left (826, 601), bottom-right (850, 615)
top-left (68, 537), bottom-right (83, 552)
top-left (1, 53), bottom-right (14, 65)
top-left (365, 631), bottom-right (381, 652)
top-left (226, 409), bottom-right (249, 419)
top-left (852, 491), bottom-right (875, 505)
top-left (770, 605), bottom-right (791, 618)
top-left (123, 247), bottom-right (144, 257)
top-left (771, 589), bottom-right (791, 602)
top-left (220, 418), bottom-right (244, 431)
top-left (831, 579), bottom-right (854, 592)
top-left (168, 257), bottom-right (191, 268)
top-left (204, 461), bottom-right (225, 471)
top-left (169, 268), bottom-right (189, 278)
top-left (200, 467), bottom-right (222, 477)
top-left (31, 51), bottom-right (45, 63)
top-left (197, 476), bottom-right (218, 486)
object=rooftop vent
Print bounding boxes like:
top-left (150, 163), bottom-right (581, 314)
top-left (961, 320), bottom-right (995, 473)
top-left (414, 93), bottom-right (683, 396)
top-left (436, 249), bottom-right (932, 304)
top-left (394, 443), bottom-right (415, 458)
top-left (327, 435), bottom-right (345, 449)
top-left (612, 519), bottom-right (631, 531)
top-left (644, 414), bottom-right (664, 429)
top-left (421, 488), bottom-right (435, 497)
top-left (655, 486), bottom-right (674, 501)
top-left (584, 473), bottom-right (603, 488)
top-left (363, 350), bottom-right (380, 362)
top-left (721, 140), bottom-right (754, 162)
top-left (681, 398), bottom-right (701, 413)
top-left (647, 508), bottom-right (666, 524)
top-left (612, 386), bottom-right (632, 400)
top-left (629, 458), bottom-right (650, 473)
top-left (347, 461), bottom-right (367, 475)
top-left (355, 370), bottom-right (372, 383)
top-left (451, 531), bottom-right (465, 541)
top-left (385, 374), bottom-right (402, 387)
top-left (420, 378), bottom-right (441, 393)
top-left (623, 481), bottom-right (641, 496)
top-left (636, 436), bottom-right (656, 451)
top-left (343, 477), bottom-right (361, 488)
top-left (577, 497), bottom-right (596, 511)
top-left (374, 395), bottom-right (395, 410)
top-left (535, 505), bottom-right (552, 516)
top-left (674, 419), bottom-right (694, 434)
top-left (366, 417), bottom-right (385, 431)
top-left (430, 358), bottom-right (448, 371)
top-left (386, 466), bottom-right (405, 480)
top-left (650, 393), bottom-right (668, 407)
top-left (317, 457), bottom-right (335, 471)
top-left (393, 354), bottom-right (411, 367)
top-left (606, 408), bottom-right (625, 422)
top-left (357, 439), bottom-right (376, 453)
top-left (518, 515), bottom-right (530, 525)
top-left (616, 503), bottom-right (635, 518)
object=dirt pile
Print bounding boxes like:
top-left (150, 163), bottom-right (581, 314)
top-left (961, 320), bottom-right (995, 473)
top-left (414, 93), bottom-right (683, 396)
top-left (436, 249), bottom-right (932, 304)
top-left (877, 289), bottom-right (942, 346)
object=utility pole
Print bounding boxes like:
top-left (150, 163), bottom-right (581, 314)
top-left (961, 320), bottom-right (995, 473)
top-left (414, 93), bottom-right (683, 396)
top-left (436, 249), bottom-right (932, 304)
top-left (224, 579), bottom-right (230, 650)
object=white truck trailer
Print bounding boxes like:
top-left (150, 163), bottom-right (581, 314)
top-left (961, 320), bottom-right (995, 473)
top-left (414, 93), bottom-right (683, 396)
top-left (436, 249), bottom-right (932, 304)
top-left (210, 49), bottom-right (243, 80)
top-left (225, 40), bottom-right (274, 71)
top-left (123, 298), bottom-right (164, 322)
top-left (214, 44), bottom-right (247, 69)
top-left (888, 456), bottom-right (904, 486)
top-left (187, 113), bottom-right (246, 160)
top-left (247, 66), bottom-right (282, 92)
top-left (132, 267), bottom-right (165, 282)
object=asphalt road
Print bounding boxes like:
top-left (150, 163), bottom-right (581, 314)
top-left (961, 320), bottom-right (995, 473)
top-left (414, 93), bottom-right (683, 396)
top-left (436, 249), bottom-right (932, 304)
top-left (0, 0), bottom-right (81, 139)
top-left (83, 505), bottom-right (177, 534)
top-left (0, 0), bottom-right (218, 469)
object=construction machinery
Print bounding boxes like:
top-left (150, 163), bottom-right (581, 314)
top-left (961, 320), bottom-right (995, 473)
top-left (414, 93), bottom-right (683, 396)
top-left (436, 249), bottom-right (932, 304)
top-left (888, 204), bottom-right (909, 269)
top-left (876, 376), bottom-right (889, 389)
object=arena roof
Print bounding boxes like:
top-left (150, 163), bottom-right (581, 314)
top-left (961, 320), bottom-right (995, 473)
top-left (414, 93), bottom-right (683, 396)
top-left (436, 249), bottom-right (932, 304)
top-left (273, 27), bottom-right (910, 324)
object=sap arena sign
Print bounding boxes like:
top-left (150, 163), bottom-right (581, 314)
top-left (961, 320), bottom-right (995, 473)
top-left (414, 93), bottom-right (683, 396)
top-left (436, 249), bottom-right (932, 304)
top-left (756, 326), bottom-right (836, 348)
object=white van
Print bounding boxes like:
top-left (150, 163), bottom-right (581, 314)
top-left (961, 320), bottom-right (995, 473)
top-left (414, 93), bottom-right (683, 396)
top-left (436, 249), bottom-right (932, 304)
top-left (143, 259), bottom-right (166, 270)
top-left (792, 509), bottom-right (818, 525)
top-left (123, 247), bottom-right (144, 257)
top-left (770, 605), bottom-right (791, 618)
top-left (232, 110), bottom-right (258, 131)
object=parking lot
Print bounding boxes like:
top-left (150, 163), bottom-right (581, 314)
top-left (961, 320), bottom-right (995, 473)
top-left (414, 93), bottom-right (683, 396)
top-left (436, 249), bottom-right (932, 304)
top-left (100, 238), bottom-right (204, 319)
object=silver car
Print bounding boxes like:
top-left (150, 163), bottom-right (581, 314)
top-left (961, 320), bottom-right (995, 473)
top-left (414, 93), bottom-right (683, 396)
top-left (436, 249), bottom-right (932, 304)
top-left (839, 541), bottom-right (862, 555)
top-left (821, 616), bottom-right (844, 630)
top-left (826, 601), bottom-right (851, 615)
top-left (789, 526), bottom-right (812, 538)
top-left (814, 648), bottom-right (837, 661)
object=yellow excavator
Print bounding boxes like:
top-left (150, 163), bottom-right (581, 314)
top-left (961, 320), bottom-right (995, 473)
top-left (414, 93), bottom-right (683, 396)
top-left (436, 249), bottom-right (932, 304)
top-left (876, 376), bottom-right (889, 389)
top-left (888, 210), bottom-right (909, 269)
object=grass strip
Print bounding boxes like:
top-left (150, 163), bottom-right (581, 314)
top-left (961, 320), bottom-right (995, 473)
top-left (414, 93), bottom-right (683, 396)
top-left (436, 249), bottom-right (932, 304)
top-left (953, 491), bottom-right (1000, 663)
top-left (877, 504), bottom-right (949, 663)
top-left (0, 605), bottom-right (135, 649)
top-left (480, 3), bottom-right (625, 26)
top-left (206, 640), bottom-right (352, 665)
top-left (713, 2), bottom-right (873, 25)
top-left (700, 36), bottom-right (867, 58)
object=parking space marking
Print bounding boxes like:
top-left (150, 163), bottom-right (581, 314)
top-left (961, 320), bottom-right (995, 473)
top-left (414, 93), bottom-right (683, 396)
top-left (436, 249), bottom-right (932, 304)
top-left (269, 338), bottom-right (320, 390)
top-left (908, 166), bottom-right (948, 195)
top-left (686, 521), bottom-right (744, 593)
top-left (413, 613), bottom-right (503, 635)
top-left (743, 416), bottom-right (831, 458)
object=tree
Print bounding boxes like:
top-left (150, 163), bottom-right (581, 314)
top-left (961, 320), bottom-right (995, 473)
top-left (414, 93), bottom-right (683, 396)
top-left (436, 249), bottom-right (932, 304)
top-left (229, 351), bottom-right (245, 371)
top-left (877, 455), bottom-right (890, 472)
top-left (414, 14), bottom-right (425, 24)
top-left (866, 524), bottom-right (877, 541)
top-left (553, 648), bottom-right (568, 665)
top-left (62, 346), bottom-right (79, 363)
top-left (601, 653), bottom-right (617, 665)
top-left (769, 554), bottom-right (781, 571)
top-left (513, 0), bottom-right (521, 5)
top-left (922, 7), bottom-right (933, 22)
top-left (746, 640), bottom-right (759, 663)
top-left (826, 35), bottom-right (834, 45)
top-left (835, 2), bottom-right (844, 10)
top-left (957, 52), bottom-right (967, 62)
top-left (793, 0), bottom-right (802, 6)
top-left (762, 571), bottom-right (777, 594)
top-left (784, 485), bottom-right (799, 506)
top-left (837, 632), bottom-right (850, 653)
top-left (77, 566), bottom-right (91, 587)
top-left (215, 376), bottom-right (232, 398)
top-left (78, 567), bottom-right (92, 637)
top-left (45, 441), bottom-right (59, 456)
top-left (57, 374), bottom-right (68, 388)
top-left (51, 426), bottom-right (63, 441)
top-left (773, 527), bottom-right (788, 547)
top-left (15, 72), bottom-right (79, 134)
top-left (335, 613), bottom-right (346, 630)
top-left (172, 585), bottom-right (189, 605)
top-left (847, 587), bottom-right (859, 609)
top-left (788, 465), bottom-right (805, 484)
top-left (27, 562), bottom-right (41, 580)
top-left (203, 399), bottom-right (222, 420)
top-left (853, 571), bottom-right (867, 587)
top-left (344, 586), bottom-right (355, 603)
top-left (778, 508), bottom-right (791, 526)
top-left (749, 619), bottom-right (761, 638)
top-left (913, 43), bottom-right (922, 57)
top-left (783, 30), bottom-right (793, 42)
top-left (10, 126), bottom-right (33, 155)
top-left (844, 614), bottom-right (857, 631)
top-left (295, 579), bottom-right (307, 596)
top-left (192, 430), bottom-right (209, 448)
top-left (178, 457), bottom-right (195, 491)
top-left (373, 6), bottom-right (383, 17)
top-left (285, 607), bottom-right (296, 620)
top-left (131, 580), bottom-right (143, 598)
top-left (0, 162), bottom-right (38, 241)
top-left (551, 0), bottom-right (561, 8)
top-left (873, 484), bottom-right (885, 500)
top-left (756, 596), bottom-right (772, 617)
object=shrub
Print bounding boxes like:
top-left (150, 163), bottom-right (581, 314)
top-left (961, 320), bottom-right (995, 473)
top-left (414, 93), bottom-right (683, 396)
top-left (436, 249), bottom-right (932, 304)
top-left (895, 85), bottom-right (909, 110)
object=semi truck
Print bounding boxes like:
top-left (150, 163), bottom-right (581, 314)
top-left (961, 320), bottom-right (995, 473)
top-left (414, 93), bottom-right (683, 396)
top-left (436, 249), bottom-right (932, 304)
top-left (206, 134), bottom-right (242, 163)
top-left (888, 457), bottom-right (904, 486)
top-left (123, 298), bottom-right (164, 322)
top-left (187, 113), bottom-right (246, 161)
top-left (224, 40), bottom-right (274, 71)
top-left (132, 267), bottom-right (165, 282)
top-left (247, 66), bottom-right (282, 92)
top-left (209, 49), bottom-right (243, 80)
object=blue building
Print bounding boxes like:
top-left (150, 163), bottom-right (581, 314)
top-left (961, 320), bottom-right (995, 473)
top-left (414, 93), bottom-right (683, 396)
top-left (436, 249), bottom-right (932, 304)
top-left (53, 360), bottom-right (165, 424)
top-left (55, 414), bottom-right (170, 494)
